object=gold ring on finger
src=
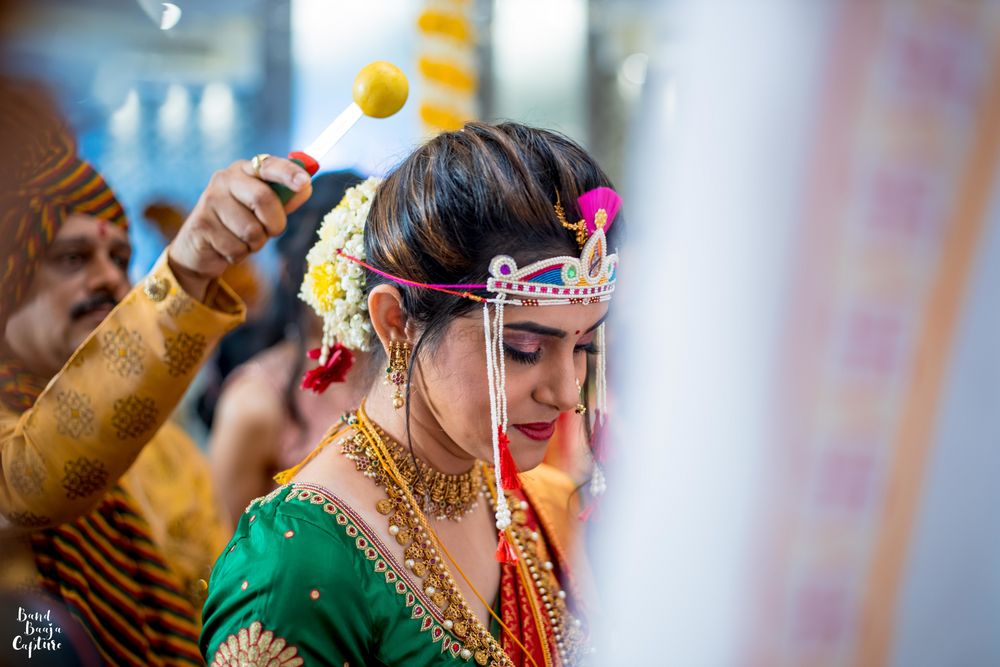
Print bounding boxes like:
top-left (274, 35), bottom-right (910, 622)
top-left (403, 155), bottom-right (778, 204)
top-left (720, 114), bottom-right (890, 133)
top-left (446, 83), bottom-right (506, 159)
top-left (251, 153), bottom-right (271, 179)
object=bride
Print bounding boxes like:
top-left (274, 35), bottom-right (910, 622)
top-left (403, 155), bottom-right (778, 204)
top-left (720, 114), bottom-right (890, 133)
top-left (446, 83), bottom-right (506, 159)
top-left (200, 121), bottom-right (621, 667)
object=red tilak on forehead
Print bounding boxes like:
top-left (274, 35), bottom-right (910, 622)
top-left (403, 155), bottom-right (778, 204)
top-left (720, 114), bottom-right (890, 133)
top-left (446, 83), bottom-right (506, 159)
top-left (97, 220), bottom-right (108, 239)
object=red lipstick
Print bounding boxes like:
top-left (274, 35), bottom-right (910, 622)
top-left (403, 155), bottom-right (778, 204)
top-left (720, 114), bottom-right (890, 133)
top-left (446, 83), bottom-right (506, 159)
top-left (512, 421), bottom-right (556, 441)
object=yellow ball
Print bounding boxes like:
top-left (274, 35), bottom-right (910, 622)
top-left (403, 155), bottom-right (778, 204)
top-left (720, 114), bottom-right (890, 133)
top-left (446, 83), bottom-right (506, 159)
top-left (352, 61), bottom-right (409, 119)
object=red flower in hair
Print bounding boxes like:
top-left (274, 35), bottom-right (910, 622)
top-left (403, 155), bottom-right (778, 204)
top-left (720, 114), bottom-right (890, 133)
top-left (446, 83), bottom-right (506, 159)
top-left (301, 344), bottom-right (354, 394)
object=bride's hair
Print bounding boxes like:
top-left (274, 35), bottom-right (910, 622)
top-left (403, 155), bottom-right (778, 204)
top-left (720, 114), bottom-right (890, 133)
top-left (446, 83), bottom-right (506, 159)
top-left (363, 121), bottom-right (621, 361)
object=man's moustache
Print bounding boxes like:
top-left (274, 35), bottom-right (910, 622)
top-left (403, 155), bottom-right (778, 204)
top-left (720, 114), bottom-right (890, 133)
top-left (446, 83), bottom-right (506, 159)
top-left (69, 292), bottom-right (118, 320)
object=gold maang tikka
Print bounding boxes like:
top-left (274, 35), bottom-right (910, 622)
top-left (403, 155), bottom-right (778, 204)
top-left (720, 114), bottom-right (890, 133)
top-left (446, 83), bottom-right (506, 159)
top-left (555, 190), bottom-right (588, 250)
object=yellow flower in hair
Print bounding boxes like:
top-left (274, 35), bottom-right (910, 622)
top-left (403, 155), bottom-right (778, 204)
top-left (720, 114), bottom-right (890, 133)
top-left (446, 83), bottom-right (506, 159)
top-left (306, 261), bottom-right (346, 311)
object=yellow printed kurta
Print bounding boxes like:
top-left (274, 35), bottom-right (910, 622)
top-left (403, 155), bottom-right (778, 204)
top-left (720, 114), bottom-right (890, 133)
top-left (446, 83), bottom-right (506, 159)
top-left (0, 252), bottom-right (244, 665)
top-left (122, 420), bottom-right (232, 604)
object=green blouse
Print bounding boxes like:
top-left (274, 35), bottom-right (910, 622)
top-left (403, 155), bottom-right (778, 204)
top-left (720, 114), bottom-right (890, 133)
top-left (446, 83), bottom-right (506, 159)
top-left (201, 483), bottom-right (494, 666)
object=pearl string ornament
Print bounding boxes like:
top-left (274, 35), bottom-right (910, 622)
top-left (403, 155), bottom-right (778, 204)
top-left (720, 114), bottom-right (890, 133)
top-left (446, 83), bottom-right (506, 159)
top-left (483, 299), bottom-right (513, 531)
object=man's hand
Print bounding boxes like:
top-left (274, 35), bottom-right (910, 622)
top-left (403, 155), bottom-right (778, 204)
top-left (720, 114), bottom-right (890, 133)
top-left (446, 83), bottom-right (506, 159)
top-left (167, 156), bottom-right (313, 301)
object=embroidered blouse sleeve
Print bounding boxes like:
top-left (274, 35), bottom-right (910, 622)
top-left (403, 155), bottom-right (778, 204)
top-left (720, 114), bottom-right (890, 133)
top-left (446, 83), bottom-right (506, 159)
top-left (200, 490), bottom-right (378, 666)
top-left (0, 251), bottom-right (245, 532)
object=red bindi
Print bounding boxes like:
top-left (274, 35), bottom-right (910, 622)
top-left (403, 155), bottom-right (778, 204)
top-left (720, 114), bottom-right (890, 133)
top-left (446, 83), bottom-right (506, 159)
top-left (97, 220), bottom-right (108, 239)
top-left (575, 329), bottom-right (581, 335)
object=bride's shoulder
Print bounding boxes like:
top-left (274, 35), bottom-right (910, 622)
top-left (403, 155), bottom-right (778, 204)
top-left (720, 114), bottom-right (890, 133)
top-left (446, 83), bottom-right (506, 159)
top-left (242, 482), bottom-right (359, 536)
top-left (232, 481), bottom-right (387, 568)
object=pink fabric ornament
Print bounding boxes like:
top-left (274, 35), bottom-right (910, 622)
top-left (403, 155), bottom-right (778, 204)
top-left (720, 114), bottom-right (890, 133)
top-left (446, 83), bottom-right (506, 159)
top-left (578, 186), bottom-right (622, 236)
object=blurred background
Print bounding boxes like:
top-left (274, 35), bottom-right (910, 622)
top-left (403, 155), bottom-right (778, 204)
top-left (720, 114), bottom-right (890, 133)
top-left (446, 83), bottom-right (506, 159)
top-left (0, 0), bottom-right (649, 277)
top-left (3, 0), bottom-right (1000, 665)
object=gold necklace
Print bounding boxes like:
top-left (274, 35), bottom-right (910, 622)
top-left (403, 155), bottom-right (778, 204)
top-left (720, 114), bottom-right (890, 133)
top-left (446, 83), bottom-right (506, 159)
top-left (340, 415), bottom-right (483, 521)
top-left (346, 406), bottom-right (588, 666)
top-left (346, 408), bottom-right (514, 667)
top-left (483, 484), bottom-right (588, 666)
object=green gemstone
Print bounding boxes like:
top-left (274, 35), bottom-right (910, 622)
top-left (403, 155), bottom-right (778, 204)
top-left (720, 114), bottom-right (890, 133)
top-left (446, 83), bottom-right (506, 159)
top-left (567, 267), bottom-right (577, 278)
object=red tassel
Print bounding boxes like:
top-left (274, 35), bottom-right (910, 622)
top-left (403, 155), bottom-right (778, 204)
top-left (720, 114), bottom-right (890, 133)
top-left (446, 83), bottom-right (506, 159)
top-left (497, 428), bottom-right (521, 490)
top-left (578, 502), bottom-right (599, 522)
top-left (495, 530), bottom-right (518, 564)
top-left (300, 344), bottom-right (354, 394)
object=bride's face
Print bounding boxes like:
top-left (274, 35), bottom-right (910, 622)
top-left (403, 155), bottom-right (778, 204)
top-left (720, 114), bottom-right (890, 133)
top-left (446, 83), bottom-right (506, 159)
top-left (413, 301), bottom-right (608, 471)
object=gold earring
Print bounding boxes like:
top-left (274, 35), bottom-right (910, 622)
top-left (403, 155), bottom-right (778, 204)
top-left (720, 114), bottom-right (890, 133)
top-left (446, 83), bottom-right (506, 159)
top-left (575, 378), bottom-right (587, 415)
top-left (387, 340), bottom-right (411, 410)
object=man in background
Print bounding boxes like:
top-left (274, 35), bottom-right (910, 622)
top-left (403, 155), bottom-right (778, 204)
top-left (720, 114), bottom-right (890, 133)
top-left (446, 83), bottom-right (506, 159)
top-left (0, 78), bottom-right (311, 665)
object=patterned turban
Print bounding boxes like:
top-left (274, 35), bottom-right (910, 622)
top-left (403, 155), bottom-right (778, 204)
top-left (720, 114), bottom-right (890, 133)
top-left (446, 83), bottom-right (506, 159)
top-left (0, 78), bottom-right (129, 327)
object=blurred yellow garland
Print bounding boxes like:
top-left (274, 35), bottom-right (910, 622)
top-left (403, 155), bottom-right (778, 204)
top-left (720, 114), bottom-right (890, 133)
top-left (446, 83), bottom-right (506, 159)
top-left (416, 1), bottom-right (478, 134)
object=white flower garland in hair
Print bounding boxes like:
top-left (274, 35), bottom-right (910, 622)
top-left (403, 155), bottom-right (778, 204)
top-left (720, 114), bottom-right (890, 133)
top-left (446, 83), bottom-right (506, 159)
top-left (299, 176), bottom-right (382, 359)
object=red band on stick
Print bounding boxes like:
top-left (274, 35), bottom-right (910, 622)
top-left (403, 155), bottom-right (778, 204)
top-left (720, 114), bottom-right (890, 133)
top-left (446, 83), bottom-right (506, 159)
top-left (288, 151), bottom-right (319, 176)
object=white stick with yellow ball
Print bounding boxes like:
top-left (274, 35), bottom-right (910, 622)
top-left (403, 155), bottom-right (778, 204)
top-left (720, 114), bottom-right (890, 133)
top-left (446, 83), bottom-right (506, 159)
top-left (271, 61), bottom-right (409, 203)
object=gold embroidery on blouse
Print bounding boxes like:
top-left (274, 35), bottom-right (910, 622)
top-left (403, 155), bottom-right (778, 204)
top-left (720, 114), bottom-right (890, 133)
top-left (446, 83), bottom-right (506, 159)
top-left (210, 620), bottom-right (303, 667)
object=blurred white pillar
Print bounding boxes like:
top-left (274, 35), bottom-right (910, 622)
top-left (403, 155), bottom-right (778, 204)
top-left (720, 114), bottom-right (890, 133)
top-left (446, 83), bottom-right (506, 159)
top-left (491, 0), bottom-right (587, 141)
top-left (595, 2), bottom-right (825, 664)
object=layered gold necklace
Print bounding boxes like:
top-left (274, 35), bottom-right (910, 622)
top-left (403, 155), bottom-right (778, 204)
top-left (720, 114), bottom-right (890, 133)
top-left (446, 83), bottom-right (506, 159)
top-left (342, 407), bottom-right (513, 667)
top-left (341, 416), bottom-right (483, 521)
top-left (342, 405), bottom-right (587, 667)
